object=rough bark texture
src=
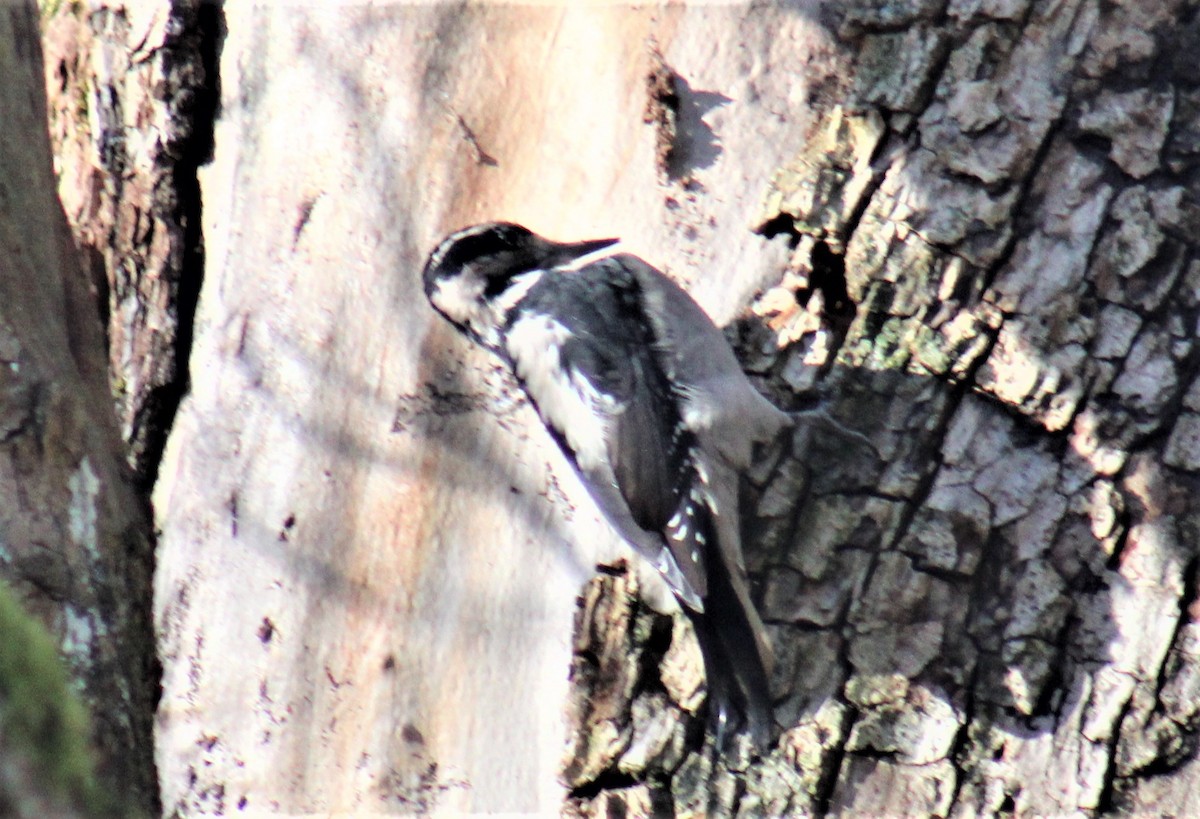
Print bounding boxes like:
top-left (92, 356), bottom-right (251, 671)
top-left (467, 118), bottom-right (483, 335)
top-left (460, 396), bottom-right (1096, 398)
top-left (35, 0), bottom-right (1200, 815)
top-left (40, 0), bottom-right (217, 487)
top-left (567, 0), bottom-right (1200, 815)
top-left (3, 2), bottom-right (159, 814)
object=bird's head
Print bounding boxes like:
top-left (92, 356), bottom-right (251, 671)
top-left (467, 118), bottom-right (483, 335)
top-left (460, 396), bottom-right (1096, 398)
top-left (422, 222), bottom-right (617, 347)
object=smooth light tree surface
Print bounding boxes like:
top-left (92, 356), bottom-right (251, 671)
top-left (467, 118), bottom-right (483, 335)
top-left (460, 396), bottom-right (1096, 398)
top-left (148, 4), bottom-right (821, 815)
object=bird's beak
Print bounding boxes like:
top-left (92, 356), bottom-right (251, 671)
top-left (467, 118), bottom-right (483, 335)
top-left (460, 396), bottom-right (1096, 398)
top-left (551, 236), bottom-right (619, 265)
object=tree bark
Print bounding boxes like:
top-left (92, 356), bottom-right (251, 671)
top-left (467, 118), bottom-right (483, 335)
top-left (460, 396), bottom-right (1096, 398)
top-left (35, 0), bottom-right (1200, 816)
top-left (502, 0), bottom-right (1200, 814)
top-left (40, 0), bottom-right (216, 488)
top-left (2, 3), bottom-right (159, 814)
top-left (568, 0), bottom-right (1200, 814)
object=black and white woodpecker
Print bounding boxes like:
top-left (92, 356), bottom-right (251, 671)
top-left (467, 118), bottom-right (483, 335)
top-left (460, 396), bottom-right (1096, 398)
top-left (422, 222), bottom-right (790, 750)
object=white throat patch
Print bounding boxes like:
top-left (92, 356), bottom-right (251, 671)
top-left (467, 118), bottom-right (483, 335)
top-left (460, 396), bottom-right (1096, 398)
top-left (429, 273), bottom-right (484, 325)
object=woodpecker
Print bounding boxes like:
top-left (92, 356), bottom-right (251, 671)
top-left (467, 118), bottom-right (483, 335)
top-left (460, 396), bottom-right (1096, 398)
top-left (422, 222), bottom-right (790, 750)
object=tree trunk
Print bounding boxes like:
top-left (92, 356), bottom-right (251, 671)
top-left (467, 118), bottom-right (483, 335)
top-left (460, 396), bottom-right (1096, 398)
top-left (143, 5), bottom-right (820, 815)
top-left (40, 0), bottom-right (216, 488)
top-left (37, 0), bottom-right (1200, 816)
top-left (737, 2), bottom-right (1200, 814)
top-left (574, 0), bottom-right (1200, 813)
top-left (2, 3), bottom-right (159, 814)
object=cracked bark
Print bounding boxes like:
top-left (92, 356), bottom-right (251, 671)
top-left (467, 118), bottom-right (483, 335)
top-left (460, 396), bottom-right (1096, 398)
top-left (40, 0), bottom-right (218, 489)
top-left (568, 1), bottom-right (1200, 815)
top-left (1, 3), bottom-right (159, 814)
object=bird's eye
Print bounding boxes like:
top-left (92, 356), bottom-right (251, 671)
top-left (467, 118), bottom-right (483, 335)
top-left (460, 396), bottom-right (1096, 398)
top-left (483, 273), bottom-right (513, 299)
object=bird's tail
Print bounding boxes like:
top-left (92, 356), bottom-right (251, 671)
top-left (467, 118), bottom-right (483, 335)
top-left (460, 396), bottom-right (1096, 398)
top-left (683, 505), bottom-right (774, 752)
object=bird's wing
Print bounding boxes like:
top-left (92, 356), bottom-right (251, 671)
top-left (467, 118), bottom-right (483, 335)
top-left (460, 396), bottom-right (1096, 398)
top-left (599, 327), bottom-right (713, 610)
top-left (504, 270), bottom-right (709, 608)
top-left (504, 261), bottom-right (776, 748)
top-left (619, 257), bottom-right (777, 727)
top-left (617, 254), bottom-right (792, 469)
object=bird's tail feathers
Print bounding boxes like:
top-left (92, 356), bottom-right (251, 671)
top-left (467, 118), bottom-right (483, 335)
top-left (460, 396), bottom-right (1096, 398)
top-left (683, 505), bottom-right (773, 752)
